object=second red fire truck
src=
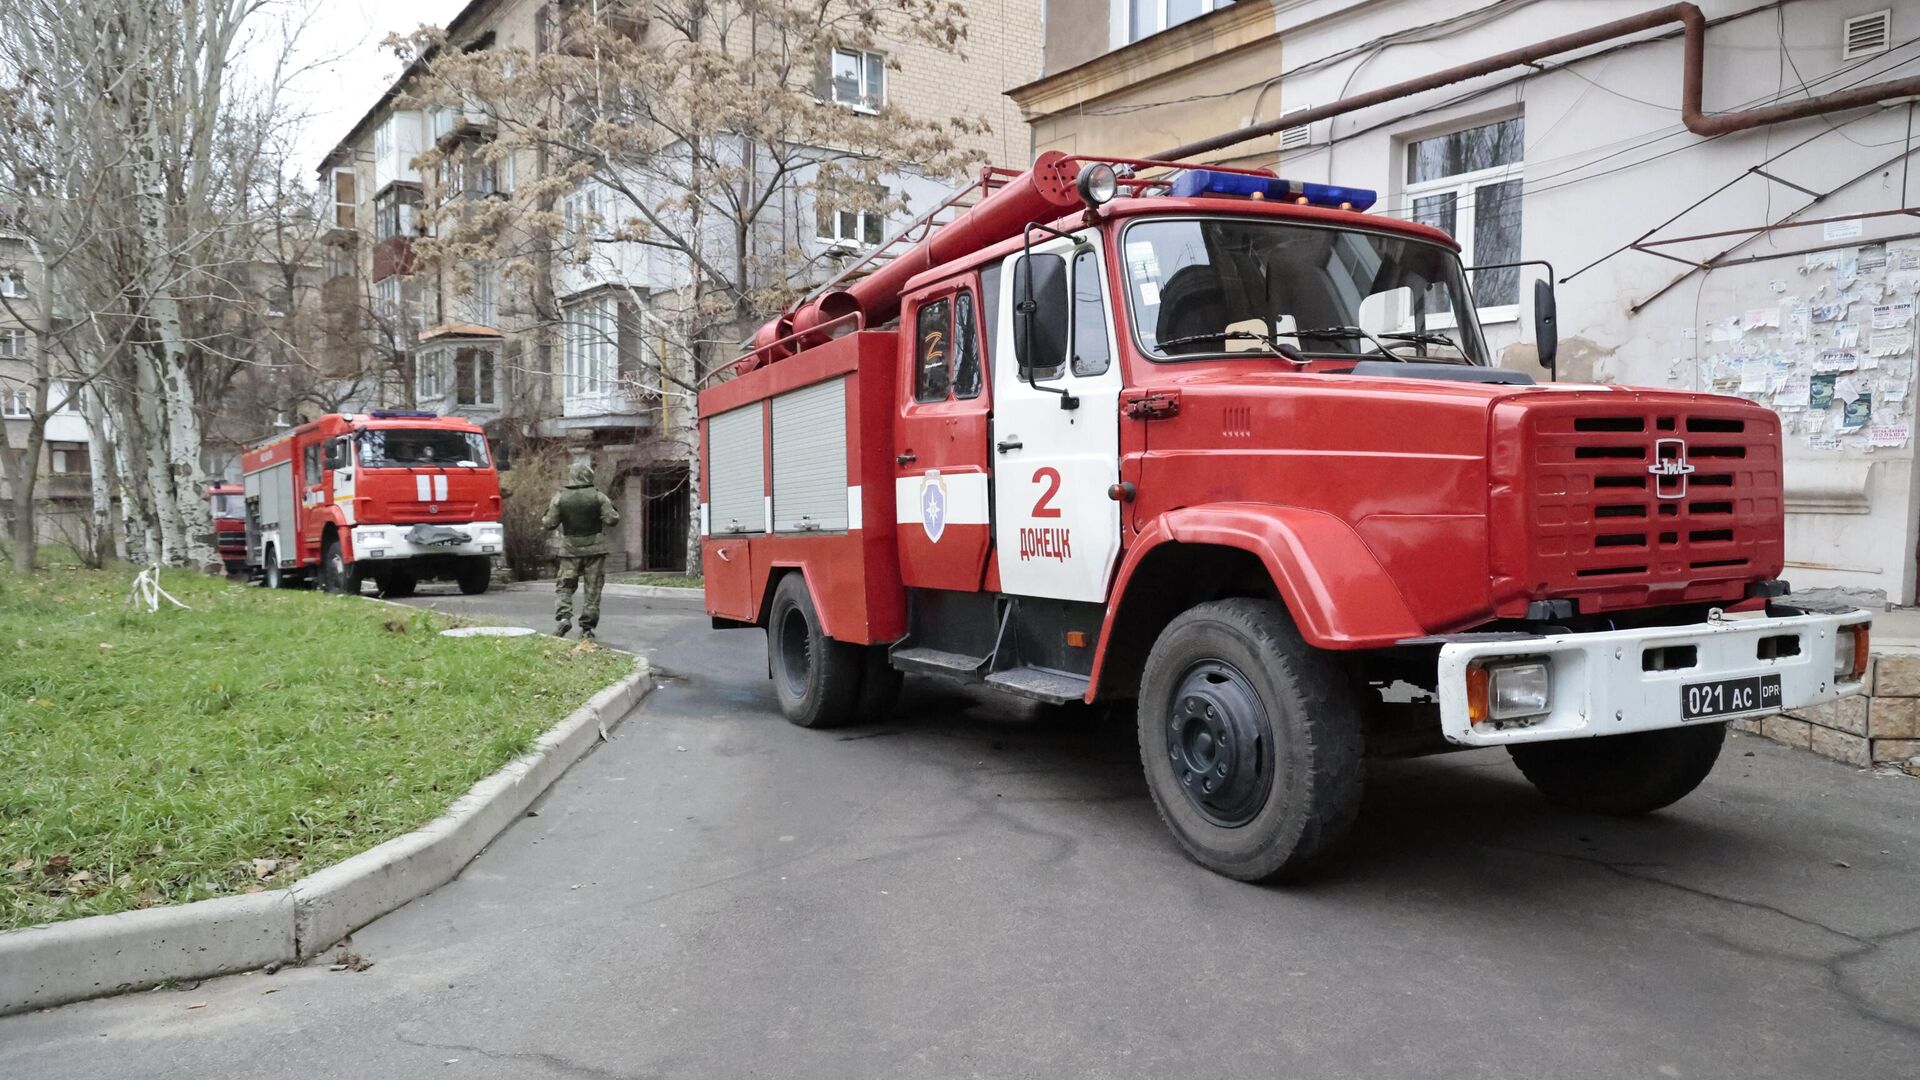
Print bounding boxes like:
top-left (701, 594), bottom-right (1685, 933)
top-left (240, 412), bottom-right (503, 597)
top-left (698, 152), bottom-right (1871, 882)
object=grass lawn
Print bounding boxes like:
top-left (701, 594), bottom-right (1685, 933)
top-left (0, 566), bottom-right (631, 931)
top-left (609, 572), bottom-right (703, 588)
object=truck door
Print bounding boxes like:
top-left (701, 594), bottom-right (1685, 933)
top-left (990, 232), bottom-right (1123, 604)
top-left (326, 436), bottom-right (356, 528)
top-left (895, 275), bottom-right (993, 592)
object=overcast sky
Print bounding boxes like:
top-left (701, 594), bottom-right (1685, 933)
top-left (278, 0), bottom-right (469, 177)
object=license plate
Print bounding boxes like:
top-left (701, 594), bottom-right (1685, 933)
top-left (1680, 673), bottom-right (1782, 721)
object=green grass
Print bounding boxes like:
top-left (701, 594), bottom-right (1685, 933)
top-left (609, 572), bottom-right (703, 588)
top-left (0, 566), bottom-right (630, 930)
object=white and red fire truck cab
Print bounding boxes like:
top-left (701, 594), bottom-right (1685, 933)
top-left (240, 411), bottom-right (502, 597)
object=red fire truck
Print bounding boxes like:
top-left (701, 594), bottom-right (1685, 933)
top-left (240, 411), bottom-right (503, 597)
top-left (698, 152), bottom-right (1871, 881)
top-left (209, 483), bottom-right (248, 576)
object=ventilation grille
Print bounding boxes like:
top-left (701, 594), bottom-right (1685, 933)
top-left (1843, 10), bottom-right (1891, 59)
top-left (1278, 107), bottom-right (1312, 151)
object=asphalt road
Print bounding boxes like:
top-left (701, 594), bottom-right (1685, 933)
top-left (4, 585), bottom-right (1919, 1079)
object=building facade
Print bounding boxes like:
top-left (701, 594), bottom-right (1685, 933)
top-left (318, 0), bottom-right (1040, 573)
top-left (1015, 0), bottom-right (1920, 605)
top-left (0, 224), bottom-right (93, 547)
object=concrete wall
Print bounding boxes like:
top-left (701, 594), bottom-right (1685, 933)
top-left (1017, 0), bottom-right (1920, 603)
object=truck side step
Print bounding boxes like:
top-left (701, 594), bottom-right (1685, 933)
top-left (889, 646), bottom-right (989, 678)
top-left (983, 667), bottom-right (1090, 705)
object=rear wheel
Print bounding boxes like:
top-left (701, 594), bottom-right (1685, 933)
top-left (767, 573), bottom-right (863, 729)
top-left (1137, 599), bottom-right (1365, 883)
top-left (263, 546), bottom-right (285, 589)
top-left (456, 556), bottom-right (492, 595)
top-left (1507, 723), bottom-right (1726, 815)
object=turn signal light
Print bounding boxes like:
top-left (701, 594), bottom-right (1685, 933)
top-left (1466, 665), bottom-right (1492, 724)
top-left (1836, 625), bottom-right (1871, 682)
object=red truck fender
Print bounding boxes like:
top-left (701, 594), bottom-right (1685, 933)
top-left (1088, 503), bottom-right (1427, 698)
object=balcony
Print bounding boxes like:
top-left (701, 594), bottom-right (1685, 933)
top-left (433, 106), bottom-right (496, 148)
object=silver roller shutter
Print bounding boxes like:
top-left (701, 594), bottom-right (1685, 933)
top-left (708, 405), bottom-right (766, 535)
top-left (771, 377), bottom-right (849, 533)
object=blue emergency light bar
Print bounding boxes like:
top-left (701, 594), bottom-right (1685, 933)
top-left (367, 410), bottom-right (438, 419)
top-left (1168, 169), bottom-right (1377, 212)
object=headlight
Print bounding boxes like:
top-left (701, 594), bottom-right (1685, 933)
top-left (1076, 162), bottom-right (1119, 208)
top-left (1836, 626), bottom-right (1870, 682)
top-left (1468, 659), bottom-right (1553, 724)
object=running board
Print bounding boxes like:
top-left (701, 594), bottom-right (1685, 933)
top-left (983, 667), bottom-right (1090, 705)
top-left (889, 646), bottom-right (989, 678)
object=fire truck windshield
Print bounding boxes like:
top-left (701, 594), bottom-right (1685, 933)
top-left (1122, 217), bottom-right (1490, 366)
top-left (356, 428), bottom-right (491, 469)
top-left (210, 494), bottom-right (244, 518)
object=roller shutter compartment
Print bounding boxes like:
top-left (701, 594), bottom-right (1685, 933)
top-left (771, 377), bottom-right (849, 533)
top-left (708, 405), bottom-right (766, 535)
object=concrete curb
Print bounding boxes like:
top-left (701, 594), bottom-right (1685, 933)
top-left (0, 660), bottom-right (651, 1017)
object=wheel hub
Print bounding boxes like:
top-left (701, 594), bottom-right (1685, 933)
top-left (1165, 660), bottom-right (1272, 827)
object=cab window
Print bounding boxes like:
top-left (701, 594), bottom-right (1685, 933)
top-left (1071, 246), bottom-right (1110, 377)
top-left (914, 297), bottom-right (952, 403)
top-left (303, 443), bottom-right (322, 481)
top-left (952, 290), bottom-right (981, 399)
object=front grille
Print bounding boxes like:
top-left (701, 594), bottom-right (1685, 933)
top-left (1489, 397), bottom-right (1783, 615)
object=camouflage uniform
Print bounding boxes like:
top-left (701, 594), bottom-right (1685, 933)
top-left (542, 462), bottom-right (621, 636)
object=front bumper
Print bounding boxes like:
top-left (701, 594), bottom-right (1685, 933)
top-left (350, 521), bottom-right (504, 562)
top-left (1434, 608), bottom-right (1871, 746)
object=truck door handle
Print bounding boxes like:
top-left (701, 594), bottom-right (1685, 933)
top-left (996, 437), bottom-right (1023, 454)
top-left (896, 451), bottom-right (917, 465)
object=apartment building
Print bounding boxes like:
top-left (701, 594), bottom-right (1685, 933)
top-left (1013, 0), bottom-right (1920, 605)
top-left (318, 0), bottom-right (1040, 573)
top-left (0, 223), bottom-right (92, 546)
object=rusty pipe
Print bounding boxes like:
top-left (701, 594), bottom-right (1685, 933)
top-left (1155, 3), bottom-right (1920, 161)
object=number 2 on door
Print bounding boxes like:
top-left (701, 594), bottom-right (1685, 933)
top-left (1031, 467), bottom-right (1062, 518)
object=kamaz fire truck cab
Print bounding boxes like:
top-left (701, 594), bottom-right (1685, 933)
top-left (698, 153), bottom-right (1871, 882)
top-left (241, 411), bottom-right (503, 597)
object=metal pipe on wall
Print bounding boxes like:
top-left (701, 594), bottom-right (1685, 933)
top-left (1154, 3), bottom-right (1920, 161)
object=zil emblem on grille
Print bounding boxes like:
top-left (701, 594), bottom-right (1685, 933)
top-left (1649, 437), bottom-right (1696, 499)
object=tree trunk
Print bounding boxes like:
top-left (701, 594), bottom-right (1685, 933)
top-left (83, 384), bottom-right (116, 565)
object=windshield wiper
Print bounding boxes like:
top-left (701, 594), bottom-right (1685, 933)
top-left (1155, 330), bottom-right (1306, 365)
top-left (1291, 325), bottom-right (1413, 362)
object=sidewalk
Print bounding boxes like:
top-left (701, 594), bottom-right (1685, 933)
top-left (1869, 606), bottom-right (1920, 655)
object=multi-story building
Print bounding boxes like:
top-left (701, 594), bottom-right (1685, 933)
top-left (1013, 0), bottom-right (1920, 605)
top-left (317, 0), bottom-right (1040, 573)
top-left (0, 222), bottom-right (93, 547)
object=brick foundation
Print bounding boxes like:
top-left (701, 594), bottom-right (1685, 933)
top-left (1740, 655), bottom-right (1920, 774)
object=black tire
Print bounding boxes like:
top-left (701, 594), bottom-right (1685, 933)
top-left (853, 644), bottom-right (904, 721)
top-left (1507, 723), bottom-right (1726, 815)
top-left (377, 571), bottom-right (417, 599)
top-left (767, 573), bottom-right (863, 729)
top-left (456, 557), bottom-right (492, 595)
top-left (1137, 599), bottom-right (1365, 883)
top-left (320, 537), bottom-right (355, 595)
top-left (263, 546), bottom-right (286, 589)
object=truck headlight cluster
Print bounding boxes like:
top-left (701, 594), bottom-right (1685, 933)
top-left (1835, 626), bottom-right (1871, 682)
top-left (1468, 659), bottom-right (1553, 724)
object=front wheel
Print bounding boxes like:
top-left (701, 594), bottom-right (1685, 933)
top-left (1137, 599), bottom-right (1365, 883)
top-left (456, 556), bottom-right (492, 595)
top-left (1507, 724), bottom-right (1726, 815)
top-left (767, 573), bottom-right (863, 729)
top-left (320, 538), bottom-right (356, 595)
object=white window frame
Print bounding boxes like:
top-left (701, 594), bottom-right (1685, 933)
top-left (416, 348), bottom-right (443, 400)
top-left (563, 184), bottom-right (606, 240)
top-left (0, 327), bottom-right (28, 359)
top-left (1125, 0), bottom-right (1229, 44)
top-left (453, 347), bottom-right (497, 407)
top-left (1, 385), bottom-right (28, 417)
top-left (330, 168), bottom-right (357, 229)
top-left (817, 186), bottom-right (887, 252)
top-left (0, 269), bottom-right (27, 298)
top-left (562, 294), bottom-right (618, 415)
top-left (375, 276), bottom-right (403, 329)
top-left (1402, 122), bottom-right (1524, 325)
top-left (827, 47), bottom-right (885, 112)
top-left (470, 266), bottom-right (497, 327)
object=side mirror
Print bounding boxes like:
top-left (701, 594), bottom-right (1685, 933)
top-left (1533, 278), bottom-right (1559, 381)
top-left (1012, 252), bottom-right (1070, 385)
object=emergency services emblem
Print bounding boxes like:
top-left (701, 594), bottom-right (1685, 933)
top-left (919, 470), bottom-right (947, 543)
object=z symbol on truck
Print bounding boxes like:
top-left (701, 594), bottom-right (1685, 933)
top-left (920, 471), bottom-right (947, 543)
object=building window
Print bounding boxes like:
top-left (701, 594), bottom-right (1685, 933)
top-left (454, 347), bottom-right (496, 406)
top-left (563, 184), bottom-right (606, 239)
top-left (470, 266), bottom-right (496, 327)
top-left (563, 294), bottom-right (617, 403)
top-left (325, 245), bottom-right (354, 281)
top-left (0, 269), bottom-right (27, 298)
top-left (1405, 115), bottom-right (1524, 313)
top-left (826, 47), bottom-right (885, 111)
top-left (331, 168), bottom-right (357, 229)
top-left (1, 385), bottom-right (28, 417)
top-left (1128, 0), bottom-right (1232, 43)
top-left (375, 276), bottom-right (403, 330)
top-left (375, 184), bottom-right (422, 242)
top-left (417, 349), bottom-right (443, 400)
top-left (817, 188), bottom-right (886, 250)
top-left (0, 327), bottom-right (27, 359)
top-left (49, 442), bottom-right (88, 475)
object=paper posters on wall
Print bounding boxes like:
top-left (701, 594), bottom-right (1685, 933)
top-left (1836, 322), bottom-right (1861, 348)
top-left (1894, 242), bottom-right (1920, 270)
top-left (1859, 246), bottom-right (1890, 274)
top-left (1840, 388), bottom-right (1872, 432)
top-left (1778, 371), bottom-right (1812, 402)
top-left (1814, 349), bottom-right (1859, 372)
top-left (1870, 420), bottom-right (1912, 447)
top-left (1811, 372), bottom-right (1837, 409)
top-left (1825, 218), bottom-right (1866, 241)
top-left (1872, 301), bottom-right (1914, 329)
top-left (1743, 307), bottom-right (1780, 330)
top-left (1871, 328), bottom-right (1913, 357)
top-left (1806, 250), bottom-right (1843, 272)
top-left (1813, 301), bottom-right (1850, 322)
top-left (1738, 356), bottom-right (1770, 391)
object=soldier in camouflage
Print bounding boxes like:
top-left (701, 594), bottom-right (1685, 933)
top-left (542, 461), bottom-right (621, 638)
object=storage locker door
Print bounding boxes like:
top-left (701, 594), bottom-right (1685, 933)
top-left (708, 405), bottom-right (766, 535)
top-left (771, 377), bottom-right (849, 533)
